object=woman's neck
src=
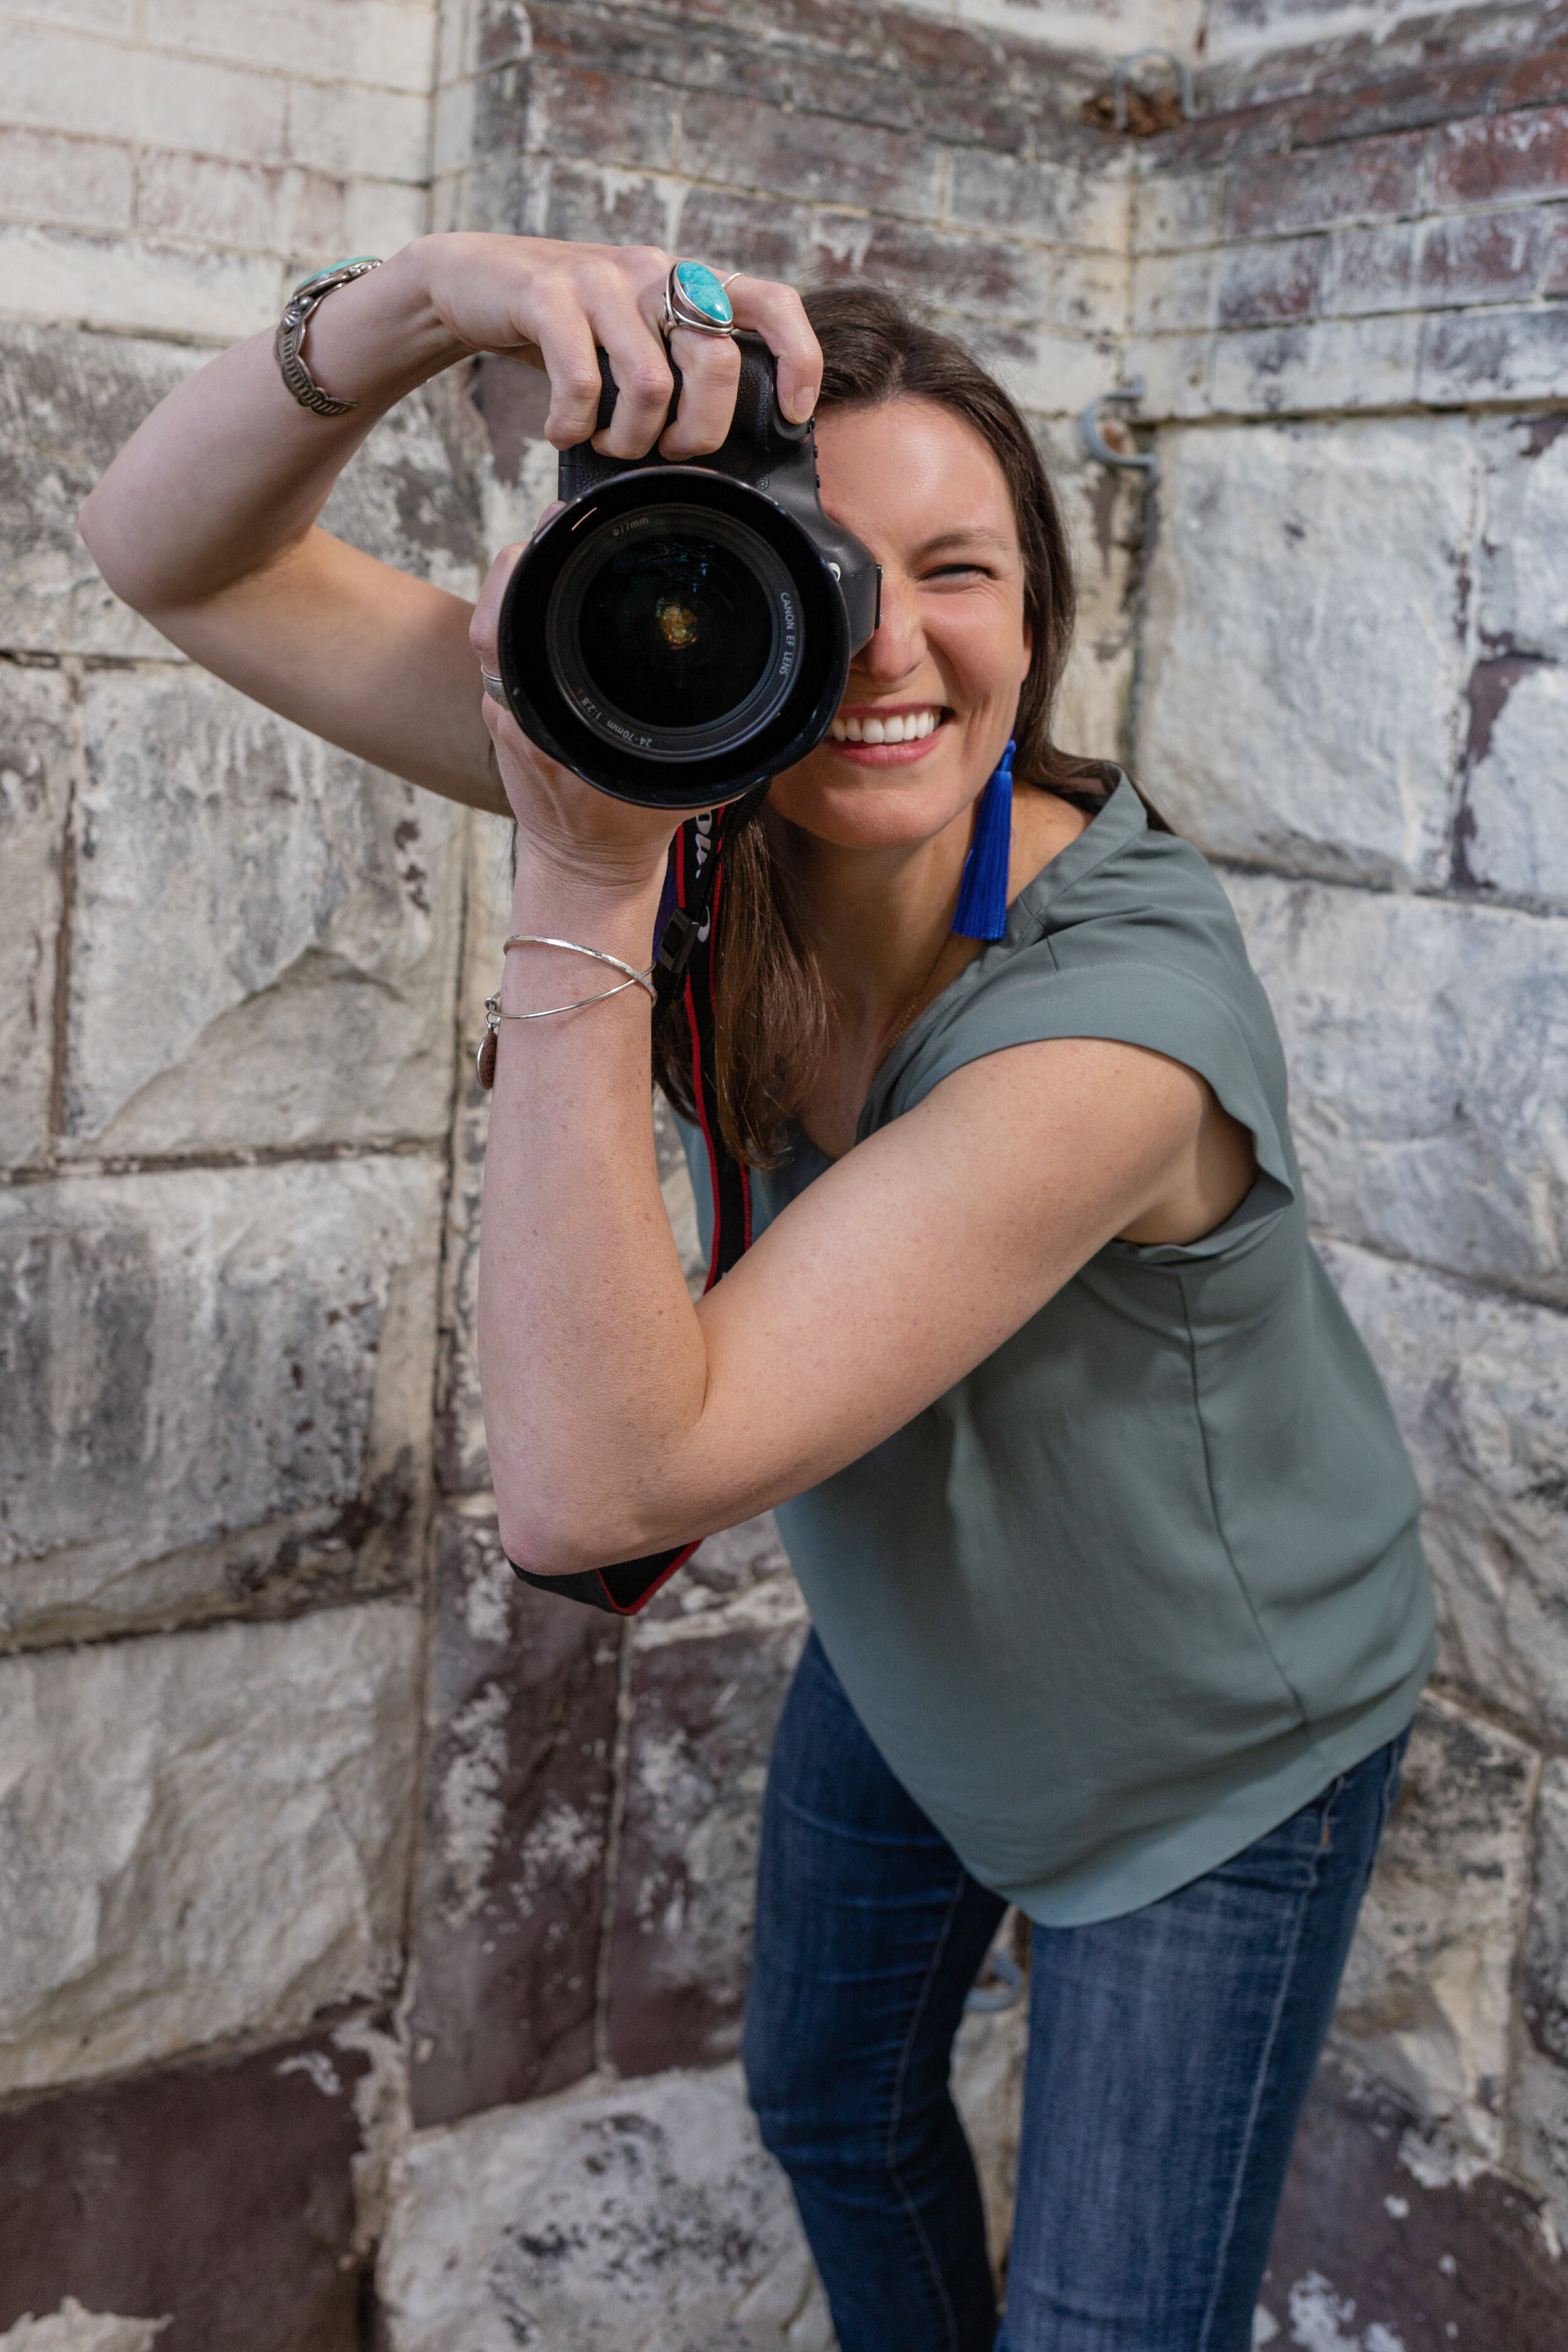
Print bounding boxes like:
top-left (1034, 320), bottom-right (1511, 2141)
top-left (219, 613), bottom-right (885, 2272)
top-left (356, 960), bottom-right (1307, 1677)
top-left (773, 784), bottom-right (1093, 1159)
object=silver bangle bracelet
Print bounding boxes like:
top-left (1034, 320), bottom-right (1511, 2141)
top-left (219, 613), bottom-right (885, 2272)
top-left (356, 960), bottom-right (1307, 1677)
top-left (475, 935), bottom-right (655, 1088)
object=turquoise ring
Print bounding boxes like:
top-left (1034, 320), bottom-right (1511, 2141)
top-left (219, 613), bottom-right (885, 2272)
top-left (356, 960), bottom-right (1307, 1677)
top-left (661, 260), bottom-right (739, 339)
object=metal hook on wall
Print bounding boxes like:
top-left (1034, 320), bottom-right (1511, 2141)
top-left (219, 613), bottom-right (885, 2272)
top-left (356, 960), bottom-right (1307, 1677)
top-left (1112, 47), bottom-right (1196, 130)
top-left (1079, 378), bottom-right (1160, 492)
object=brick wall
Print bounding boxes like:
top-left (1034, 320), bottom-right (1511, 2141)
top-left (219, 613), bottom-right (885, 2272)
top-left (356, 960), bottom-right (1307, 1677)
top-left (3, 3), bottom-right (1568, 2347)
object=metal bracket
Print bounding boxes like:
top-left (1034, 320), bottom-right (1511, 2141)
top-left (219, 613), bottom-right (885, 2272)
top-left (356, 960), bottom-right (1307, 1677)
top-left (1079, 378), bottom-right (1159, 491)
top-left (1113, 46), bottom-right (1196, 130)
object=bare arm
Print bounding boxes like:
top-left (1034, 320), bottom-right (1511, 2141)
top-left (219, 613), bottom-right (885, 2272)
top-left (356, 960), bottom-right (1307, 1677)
top-left (78, 235), bottom-right (825, 813)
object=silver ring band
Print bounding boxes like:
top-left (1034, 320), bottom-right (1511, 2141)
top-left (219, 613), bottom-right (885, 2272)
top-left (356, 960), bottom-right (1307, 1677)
top-left (481, 670), bottom-right (507, 707)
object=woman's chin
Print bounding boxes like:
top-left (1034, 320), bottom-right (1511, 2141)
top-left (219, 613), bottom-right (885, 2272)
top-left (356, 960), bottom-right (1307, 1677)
top-left (766, 766), bottom-right (973, 854)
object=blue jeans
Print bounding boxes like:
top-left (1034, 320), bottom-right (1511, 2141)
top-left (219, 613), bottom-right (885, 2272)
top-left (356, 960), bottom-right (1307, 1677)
top-left (743, 1631), bottom-right (1409, 2352)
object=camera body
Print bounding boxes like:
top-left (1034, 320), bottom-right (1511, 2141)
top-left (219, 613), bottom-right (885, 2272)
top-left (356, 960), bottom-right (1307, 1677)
top-left (495, 333), bottom-right (881, 809)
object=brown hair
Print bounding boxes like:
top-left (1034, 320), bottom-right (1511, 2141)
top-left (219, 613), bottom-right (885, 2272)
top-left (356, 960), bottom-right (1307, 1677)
top-left (652, 284), bottom-right (1135, 1166)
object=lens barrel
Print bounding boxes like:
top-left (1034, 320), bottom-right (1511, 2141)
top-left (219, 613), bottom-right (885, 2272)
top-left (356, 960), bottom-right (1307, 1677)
top-left (498, 468), bottom-right (855, 809)
top-left (493, 335), bottom-right (879, 809)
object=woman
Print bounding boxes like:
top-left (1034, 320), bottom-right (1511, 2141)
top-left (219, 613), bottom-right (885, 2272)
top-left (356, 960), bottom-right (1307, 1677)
top-left (82, 235), bottom-right (1434, 2351)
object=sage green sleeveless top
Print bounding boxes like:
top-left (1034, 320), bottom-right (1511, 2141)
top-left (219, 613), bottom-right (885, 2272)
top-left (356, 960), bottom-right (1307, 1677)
top-left (681, 776), bottom-right (1434, 1926)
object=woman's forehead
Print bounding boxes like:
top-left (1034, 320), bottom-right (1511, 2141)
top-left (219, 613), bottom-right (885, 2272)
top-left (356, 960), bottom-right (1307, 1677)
top-left (814, 395), bottom-right (1019, 541)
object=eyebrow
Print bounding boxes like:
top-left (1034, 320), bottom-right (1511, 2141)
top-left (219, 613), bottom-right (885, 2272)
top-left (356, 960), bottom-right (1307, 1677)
top-left (909, 527), bottom-right (1014, 559)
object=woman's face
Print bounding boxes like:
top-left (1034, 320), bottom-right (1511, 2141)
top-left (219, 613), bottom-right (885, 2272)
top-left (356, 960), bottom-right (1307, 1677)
top-left (765, 394), bottom-right (1032, 852)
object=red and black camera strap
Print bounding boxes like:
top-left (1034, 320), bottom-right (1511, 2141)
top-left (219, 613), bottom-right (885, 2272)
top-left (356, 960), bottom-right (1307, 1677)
top-left (508, 785), bottom-right (770, 1616)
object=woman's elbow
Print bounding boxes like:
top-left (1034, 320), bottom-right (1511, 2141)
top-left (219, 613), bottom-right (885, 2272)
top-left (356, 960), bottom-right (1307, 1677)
top-left (494, 1488), bottom-right (650, 1582)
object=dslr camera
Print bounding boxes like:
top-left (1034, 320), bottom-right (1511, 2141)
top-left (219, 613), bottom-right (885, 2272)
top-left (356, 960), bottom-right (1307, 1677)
top-left (494, 333), bottom-right (881, 809)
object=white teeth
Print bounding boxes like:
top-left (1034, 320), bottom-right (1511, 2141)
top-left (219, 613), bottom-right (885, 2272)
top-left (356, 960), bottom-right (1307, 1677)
top-left (830, 709), bottom-right (941, 744)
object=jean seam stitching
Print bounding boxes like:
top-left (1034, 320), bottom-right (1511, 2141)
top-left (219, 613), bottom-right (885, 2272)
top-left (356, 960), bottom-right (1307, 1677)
top-left (884, 1868), bottom-right (973, 2352)
top-left (1194, 1846), bottom-right (1318, 2352)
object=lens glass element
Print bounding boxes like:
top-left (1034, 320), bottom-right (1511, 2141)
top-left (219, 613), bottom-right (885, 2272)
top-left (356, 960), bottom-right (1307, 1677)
top-left (578, 533), bottom-right (775, 731)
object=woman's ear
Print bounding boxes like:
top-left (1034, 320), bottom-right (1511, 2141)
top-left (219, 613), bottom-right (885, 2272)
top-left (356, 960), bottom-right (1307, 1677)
top-left (1020, 618), bottom-right (1033, 689)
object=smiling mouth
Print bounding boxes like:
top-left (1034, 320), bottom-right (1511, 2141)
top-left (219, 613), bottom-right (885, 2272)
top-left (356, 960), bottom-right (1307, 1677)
top-left (829, 706), bottom-right (945, 745)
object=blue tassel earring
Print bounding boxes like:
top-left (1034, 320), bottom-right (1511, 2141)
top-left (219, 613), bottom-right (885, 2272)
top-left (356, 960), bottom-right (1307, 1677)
top-left (951, 738), bottom-right (1015, 942)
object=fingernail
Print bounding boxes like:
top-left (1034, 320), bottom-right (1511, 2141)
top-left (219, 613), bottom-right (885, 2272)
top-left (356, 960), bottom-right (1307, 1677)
top-left (787, 388), bottom-right (817, 423)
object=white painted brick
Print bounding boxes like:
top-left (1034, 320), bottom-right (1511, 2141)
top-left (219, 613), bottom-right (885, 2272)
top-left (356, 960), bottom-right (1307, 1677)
top-left (0, 221), bottom-right (280, 340)
top-left (135, 149), bottom-right (290, 252)
top-left (1131, 164), bottom-right (1225, 257)
top-left (1129, 327), bottom-right (1214, 416)
top-left (1131, 248), bottom-right (1216, 335)
top-left (1322, 1241), bottom-right (1568, 1748)
top-left (0, 127), bottom-right (133, 232)
top-left (949, 0), bottom-right (1202, 52)
top-left (142, 0), bottom-right (438, 96)
top-left (1049, 246), bottom-right (1131, 335)
top-left (4, 0), bottom-right (137, 31)
top-left (435, 0), bottom-right (474, 88)
top-left (430, 72), bottom-right (475, 181)
top-left (1206, 312), bottom-right (1421, 418)
top-left (0, 1602), bottom-right (421, 2093)
top-left (1463, 660), bottom-right (1568, 911)
top-left (1226, 875), bottom-right (1568, 1303)
top-left (0, 664), bottom-right (70, 1170)
top-left (341, 173), bottom-right (429, 262)
top-left (1138, 416), bottom-right (1472, 888)
top-left (946, 145), bottom-right (1133, 259)
top-left (287, 75), bottom-right (431, 184)
top-left (965, 321), bottom-right (1122, 420)
top-left (379, 2065), bottom-right (834, 2352)
top-left (1335, 1691), bottom-right (1537, 2158)
top-left (4, 22), bottom-right (288, 164)
top-left (0, 1155), bottom-right (442, 1629)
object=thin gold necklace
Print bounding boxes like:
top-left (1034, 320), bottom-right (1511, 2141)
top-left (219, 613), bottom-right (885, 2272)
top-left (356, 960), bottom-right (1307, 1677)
top-left (877, 908), bottom-right (963, 1070)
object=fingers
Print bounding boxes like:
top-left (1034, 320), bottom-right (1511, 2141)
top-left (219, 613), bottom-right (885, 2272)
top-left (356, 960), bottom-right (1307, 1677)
top-left (469, 542), bottom-right (525, 679)
top-left (659, 331), bottom-right (742, 459)
top-left (726, 276), bottom-right (822, 424)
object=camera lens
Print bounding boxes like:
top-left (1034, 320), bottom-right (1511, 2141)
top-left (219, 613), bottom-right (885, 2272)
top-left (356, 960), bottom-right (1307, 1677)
top-left (546, 505), bottom-right (800, 764)
top-left (578, 532), bottom-right (775, 733)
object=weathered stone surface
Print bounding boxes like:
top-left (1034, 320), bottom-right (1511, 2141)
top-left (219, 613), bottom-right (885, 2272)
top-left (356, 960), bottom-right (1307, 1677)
top-left (1333, 1693), bottom-right (1537, 2158)
top-left (0, 1156), bottom-right (441, 1645)
top-left (0, 2019), bottom-right (386, 2350)
top-left (0, 1601), bottom-right (420, 2094)
top-left (608, 1601), bottom-right (808, 2078)
top-left (0, 324), bottom-right (196, 662)
top-left (1516, 2044), bottom-right (1568, 2244)
top-left (1263, 2051), bottom-right (1568, 2352)
top-left (1321, 1243), bottom-right (1568, 1746)
top-left (1461, 657), bottom-right (1568, 909)
top-left (644, 1512), bottom-right (796, 1627)
top-left (378, 2063), bottom-right (835, 2352)
top-left (1227, 876), bottom-right (1568, 1304)
top-left (408, 1505), bottom-right (621, 2128)
top-left (1524, 1758), bottom-right (1568, 2067)
top-left (0, 662), bottom-right (70, 1169)
top-left (65, 667), bottom-right (464, 1157)
top-left (1138, 419), bottom-right (1473, 889)
top-left (1478, 413), bottom-right (1568, 662)
top-left (0, 334), bottom-right (474, 665)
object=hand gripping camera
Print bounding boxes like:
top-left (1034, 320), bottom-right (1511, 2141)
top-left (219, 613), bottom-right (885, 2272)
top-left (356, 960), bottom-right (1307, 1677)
top-left (494, 334), bottom-right (881, 807)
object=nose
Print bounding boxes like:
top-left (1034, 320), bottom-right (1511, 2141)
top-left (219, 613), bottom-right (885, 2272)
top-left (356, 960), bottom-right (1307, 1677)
top-left (852, 566), bottom-right (923, 686)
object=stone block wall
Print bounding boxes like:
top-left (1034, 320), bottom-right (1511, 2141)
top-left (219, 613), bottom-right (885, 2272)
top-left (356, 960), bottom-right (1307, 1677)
top-left (3, 1), bottom-right (1568, 2346)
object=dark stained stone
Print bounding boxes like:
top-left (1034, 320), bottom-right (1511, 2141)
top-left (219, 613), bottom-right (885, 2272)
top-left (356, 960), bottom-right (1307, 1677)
top-left (1264, 2053), bottom-right (1568, 2350)
top-left (607, 1616), bottom-right (805, 2078)
top-left (407, 1508), bottom-right (622, 2127)
top-left (0, 2025), bottom-right (376, 2350)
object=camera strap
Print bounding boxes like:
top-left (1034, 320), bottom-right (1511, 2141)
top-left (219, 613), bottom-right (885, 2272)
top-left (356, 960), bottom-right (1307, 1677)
top-left (509, 786), bottom-right (770, 1616)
